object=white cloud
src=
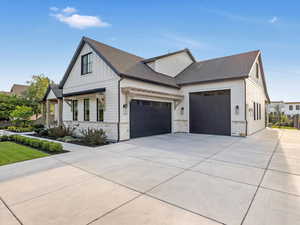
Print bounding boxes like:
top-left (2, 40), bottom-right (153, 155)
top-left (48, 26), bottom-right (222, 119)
top-left (49, 7), bottom-right (59, 12)
top-left (269, 17), bottom-right (278, 24)
top-left (53, 13), bottom-right (110, 29)
top-left (62, 7), bottom-right (77, 14)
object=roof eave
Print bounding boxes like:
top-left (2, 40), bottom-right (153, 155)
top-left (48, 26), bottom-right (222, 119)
top-left (177, 76), bottom-right (249, 86)
top-left (120, 73), bottom-right (180, 89)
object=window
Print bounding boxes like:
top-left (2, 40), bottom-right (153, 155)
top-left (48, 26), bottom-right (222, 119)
top-left (84, 99), bottom-right (90, 121)
top-left (253, 102), bottom-right (256, 120)
top-left (81, 53), bottom-right (92, 75)
top-left (72, 100), bottom-right (78, 121)
top-left (256, 63), bottom-right (259, 79)
top-left (259, 104), bottom-right (261, 120)
top-left (97, 98), bottom-right (104, 122)
top-left (289, 105), bottom-right (293, 111)
top-left (296, 105), bottom-right (300, 110)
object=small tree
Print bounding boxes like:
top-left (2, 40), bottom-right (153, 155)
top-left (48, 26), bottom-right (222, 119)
top-left (10, 106), bottom-right (34, 127)
top-left (24, 74), bottom-right (51, 116)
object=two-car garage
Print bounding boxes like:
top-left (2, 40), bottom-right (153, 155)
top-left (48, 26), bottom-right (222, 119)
top-left (129, 90), bottom-right (231, 138)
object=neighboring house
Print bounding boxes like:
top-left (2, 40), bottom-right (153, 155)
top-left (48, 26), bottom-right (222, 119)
top-left (10, 84), bottom-right (29, 96)
top-left (268, 101), bottom-right (300, 117)
top-left (0, 84), bottom-right (29, 96)
top-left (43, 36), bottom-right (269, 141)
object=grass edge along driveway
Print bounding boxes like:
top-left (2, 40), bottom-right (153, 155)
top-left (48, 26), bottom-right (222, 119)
top-left (0, 141), bottom-right (49, 166)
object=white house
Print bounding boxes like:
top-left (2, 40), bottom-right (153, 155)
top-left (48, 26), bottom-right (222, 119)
top-left (43, 36), bottom-right (270, 141)
top-left (268, 101), bottom-right (300, 117)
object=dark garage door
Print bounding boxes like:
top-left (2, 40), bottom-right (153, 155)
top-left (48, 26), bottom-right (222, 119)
top-left (189, 90), bottom-right (231, 136)
top-left (130, 100), bottom-right (171, 138)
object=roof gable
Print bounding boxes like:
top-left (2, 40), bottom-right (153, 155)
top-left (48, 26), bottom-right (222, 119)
top-left (42, 84), bottom-right (62, 101)
top-left (59, 37), bottom-right (144, 88)
top-left (142, 49), bottom-right (196, 63)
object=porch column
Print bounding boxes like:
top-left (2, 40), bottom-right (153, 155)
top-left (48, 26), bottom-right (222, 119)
top-left (58, 98), bottom-right (63, 126)
top-left (41, 102), bottom-right (46, 125)
top-left (46, 100), bottom-right (50, 128)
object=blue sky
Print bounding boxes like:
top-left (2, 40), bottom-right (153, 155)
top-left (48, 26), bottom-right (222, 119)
top-left (0, 0), bottom-right (299, 101)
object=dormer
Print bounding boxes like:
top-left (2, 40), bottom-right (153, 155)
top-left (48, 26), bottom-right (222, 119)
top-left (143, 49), bottom-right (196, 77)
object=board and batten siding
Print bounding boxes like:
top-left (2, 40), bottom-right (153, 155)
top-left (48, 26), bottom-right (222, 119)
top-left (62, 43), bottom-right (120, 140)
top-left (119, 78), bottom-right (185, 140)
top-left (146, 52), bottom-right (193, 77)
top-left (245, 57), bottom-right (268, 135)
top-left (181, 80), bottom-right (247, 136)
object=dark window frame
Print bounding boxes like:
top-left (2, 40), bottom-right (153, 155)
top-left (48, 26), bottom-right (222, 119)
top-left (81, 52), bottom-right (93, 75)
top-left (256, 63), bottom-right (259, 79)
top-left (96, 98), bottom-right (104, 122)
top-left (253, 102), bottom-right (256, 120)
top-left (72, 100), bottom-right (78, 121)
top-left (258, 103), bottom-right (261, 120)
top-left (289, 105), bottom-right (293, 111)
top-left (296, 105), bottom-right (300, 110)
top-left (84, 99), bottom-right (90, 121)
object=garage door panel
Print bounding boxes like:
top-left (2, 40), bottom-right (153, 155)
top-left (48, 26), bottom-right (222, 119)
top-left (130, 100), bottom-right (171, 138)
top-left (190, 90), bottom-right (231, 136)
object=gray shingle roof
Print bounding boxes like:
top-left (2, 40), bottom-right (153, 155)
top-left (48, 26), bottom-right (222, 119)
top-left (42, 84), bottom-right (62, 101)
top-left (59, 37), bottom-right (268, 100)
top-left (176, 50), bottom-right (260, 85)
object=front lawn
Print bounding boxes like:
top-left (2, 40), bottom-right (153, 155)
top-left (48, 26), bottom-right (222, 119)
top-left (0, 142), bottom-right (49, 166)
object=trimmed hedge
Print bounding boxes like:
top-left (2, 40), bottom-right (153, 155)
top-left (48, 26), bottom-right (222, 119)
top-left (0, 135), bottom-right (63, 152)
top-left (7, 126), bottom-right (34, 133)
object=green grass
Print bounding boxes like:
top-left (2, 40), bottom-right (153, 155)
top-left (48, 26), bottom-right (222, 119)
top-left (271, 125), bottom-right (298, 130)
top-left (0, 142), bottom-right (49, 166)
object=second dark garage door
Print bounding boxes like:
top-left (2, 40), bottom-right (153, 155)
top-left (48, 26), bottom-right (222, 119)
top-left (130, 100), bottom-right (171, 138)
top-left (189, 90), bottom-right (231, 136)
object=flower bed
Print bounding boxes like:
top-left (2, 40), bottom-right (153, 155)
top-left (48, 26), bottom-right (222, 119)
top-left (32, 126), bottom-right (110, 147)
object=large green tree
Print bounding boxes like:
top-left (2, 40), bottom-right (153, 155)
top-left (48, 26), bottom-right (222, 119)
top-left (10, 105), bottom-right (34, 127)
top-left (0, 94), bottom-right (32, 121)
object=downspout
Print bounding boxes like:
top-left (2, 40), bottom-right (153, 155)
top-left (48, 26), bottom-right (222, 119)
top-left (117, 77), bottom-right (123, 142)
top-left (244, 79), bottom-right (248, 136)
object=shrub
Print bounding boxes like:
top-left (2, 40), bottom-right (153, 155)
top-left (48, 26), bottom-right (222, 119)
top-left (80, 128), bottom-right (107, 146)
top-left (48, 143), bottom-right (63, 152)
top-left (33, 124), bottom-right (45, 135)
top-left (0, 134), bottom-right (63, 152)
top-left (7, 126), bottom-right (33, 133)
top-left (48, 126), bottom-right (75, 138)
top-left (41, 141), bottom-right (50, 151)
top-left (0, 135), bottom-right (9, 141)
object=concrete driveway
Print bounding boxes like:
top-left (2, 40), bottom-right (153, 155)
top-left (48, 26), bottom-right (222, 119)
top-left (0, 128), bottom-right (299, 225)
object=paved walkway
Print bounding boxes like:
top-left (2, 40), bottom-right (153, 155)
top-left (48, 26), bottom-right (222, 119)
top-left (0, 128), bottom-right (299, 225)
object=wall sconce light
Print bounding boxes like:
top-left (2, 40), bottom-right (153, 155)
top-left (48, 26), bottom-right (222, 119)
top-left (123, 104), bottom-right (128, 109)
top-left (235, 105), bottom-right (239, 115)
top-left (180, 107), bottom-right (184, 115)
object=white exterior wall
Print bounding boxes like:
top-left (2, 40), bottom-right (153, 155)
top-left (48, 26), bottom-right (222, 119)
top-left (46, 90), bottom-right (56, 100)
top-left (283, 103), bottom-right (300, 116)
top-left (245, 57), bottom-right (268, 135)
top-left (267, 102), bottom-right (300, 116)
top-left (146, 52), bottom-right (193, 77)
top-left (119, 78), bottom-right (185, 140)
top-left (62, 43), bottom-right (120, 140)
top-left (181, 80), bottom-right (246, 136)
